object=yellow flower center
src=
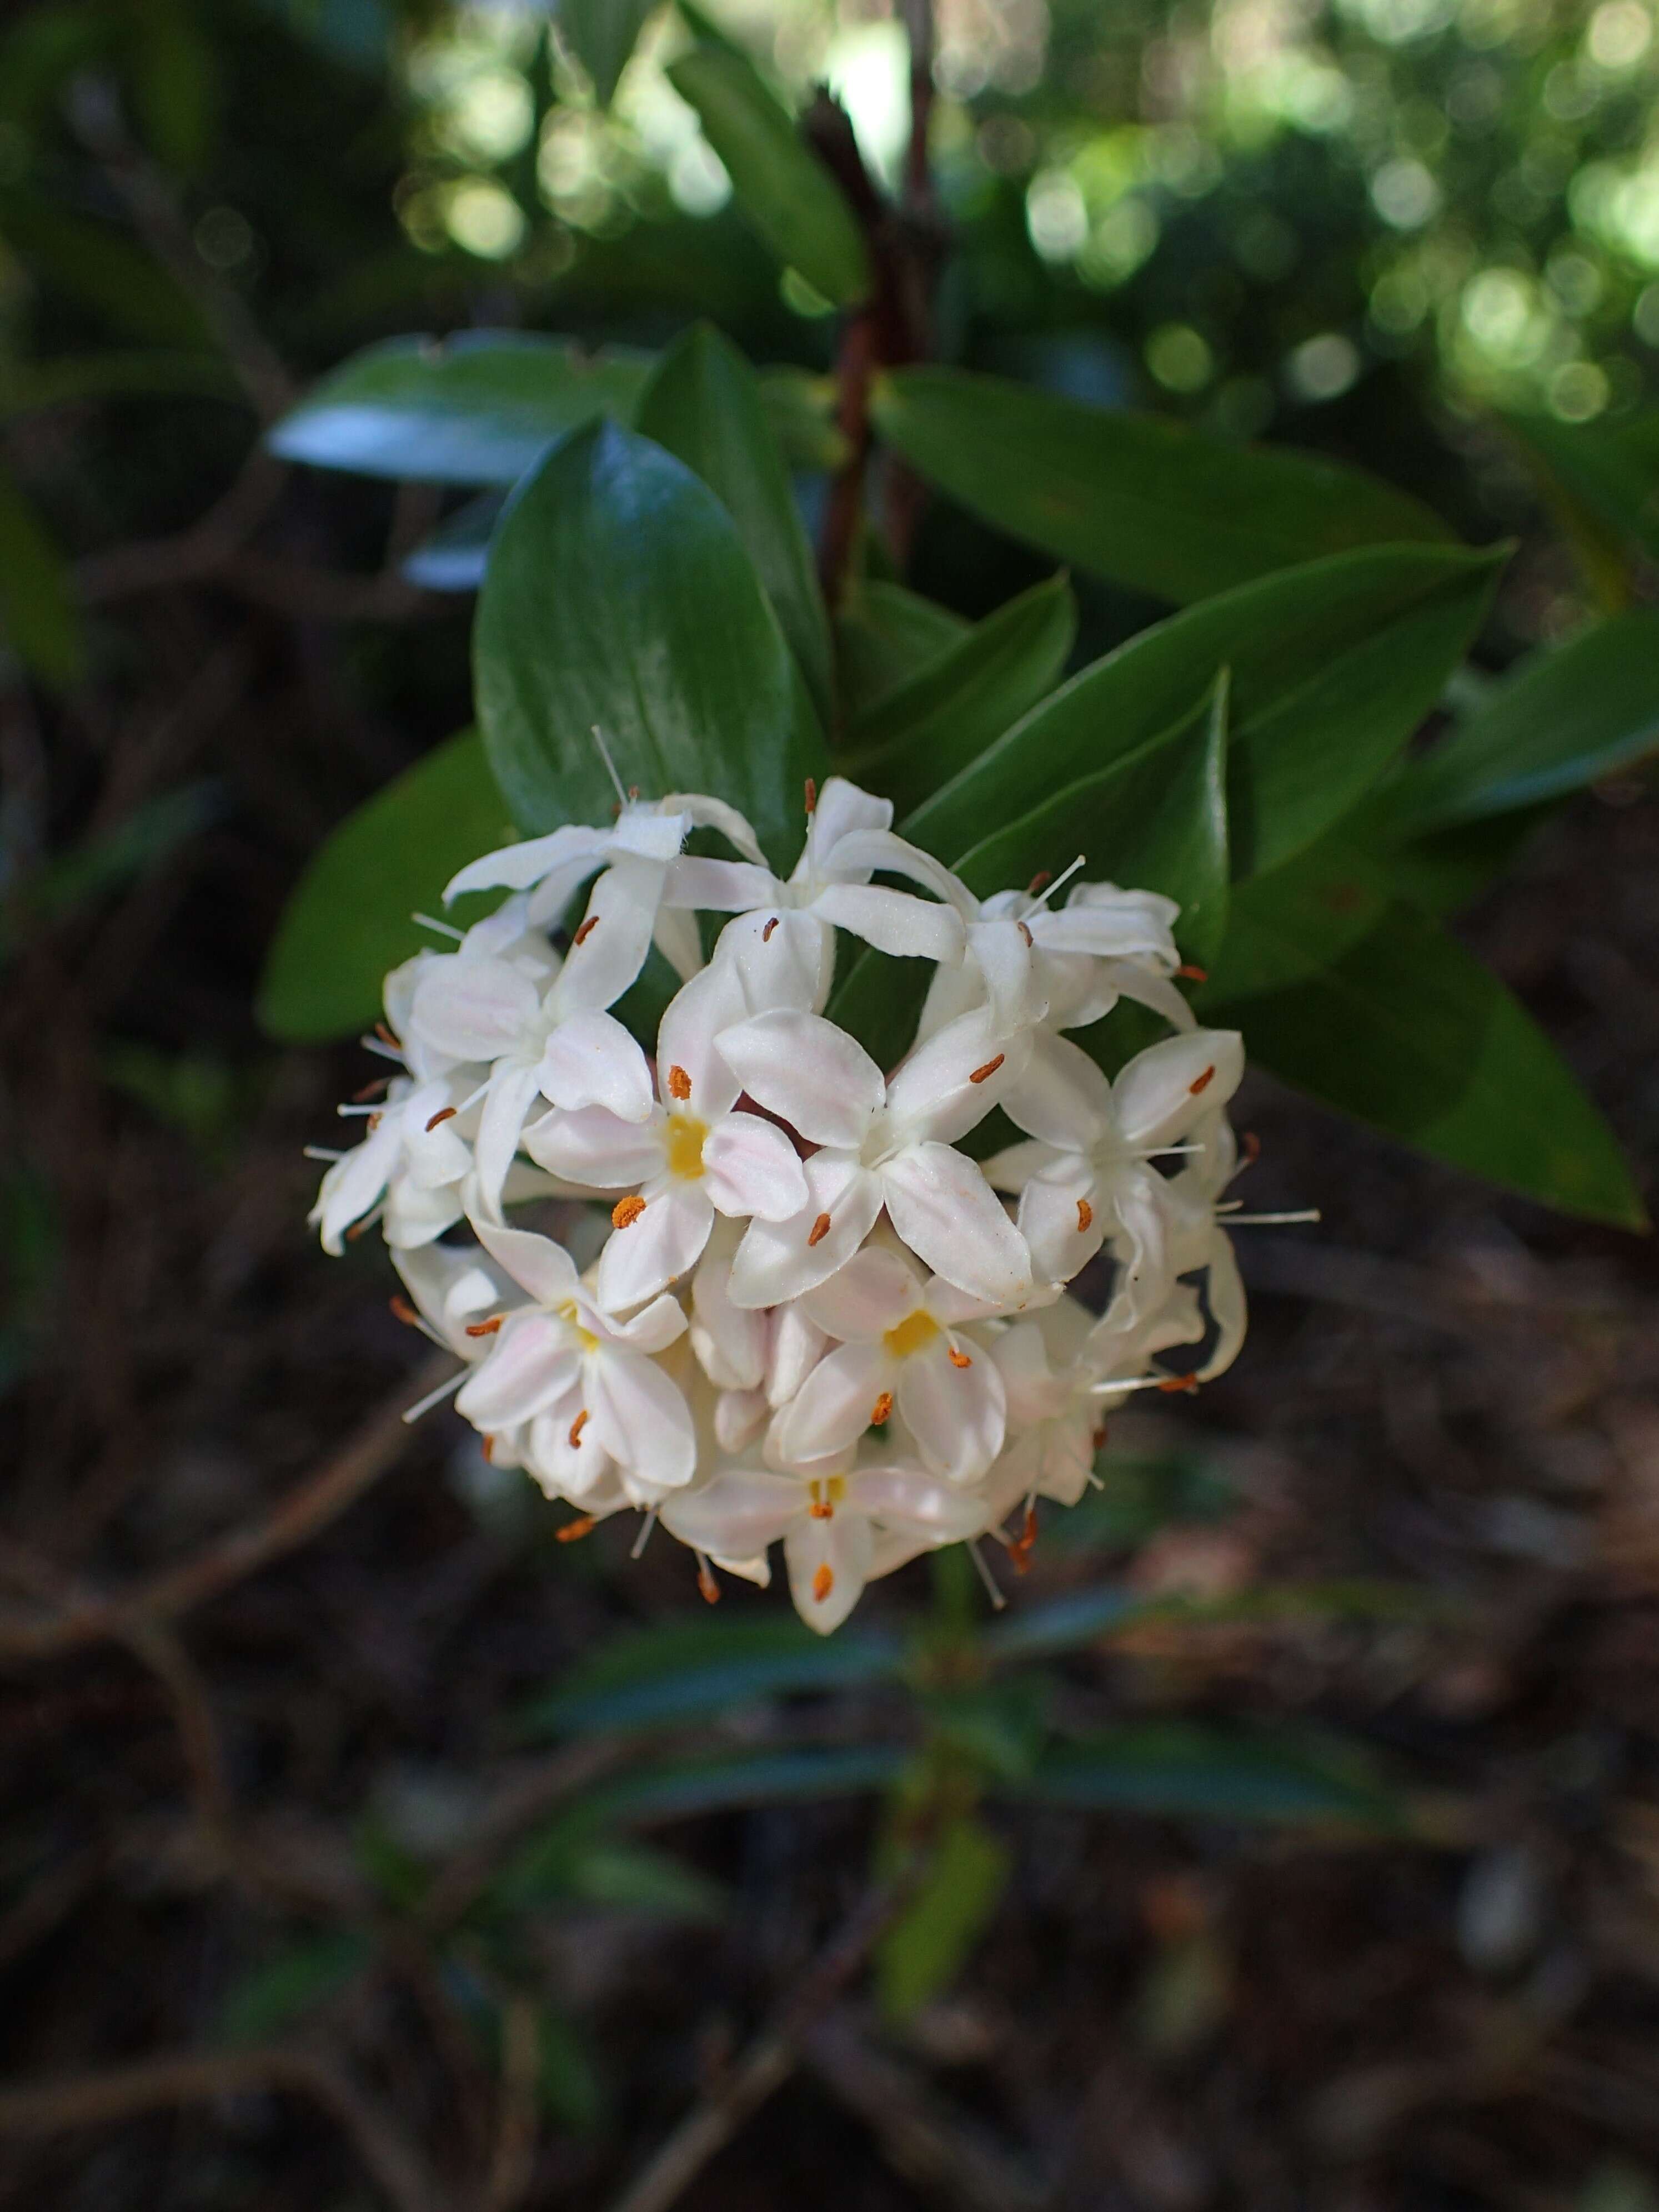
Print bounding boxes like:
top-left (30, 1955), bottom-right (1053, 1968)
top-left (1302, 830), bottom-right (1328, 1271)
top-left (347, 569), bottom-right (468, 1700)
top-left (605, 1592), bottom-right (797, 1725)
top-left (883, 1308), bottom-right (939, 1361)
top-left (665, 1114), bottom-right (709, 1180)
top-left (807, 1475), bottom-right (846, 1519)
top-left (556, 1297), bottom-right (599, 1354)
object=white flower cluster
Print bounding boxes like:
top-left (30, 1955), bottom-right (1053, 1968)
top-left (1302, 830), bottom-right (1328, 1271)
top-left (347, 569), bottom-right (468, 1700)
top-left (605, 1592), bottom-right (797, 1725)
top-left (309, 774), bottom-right (1253, 1632)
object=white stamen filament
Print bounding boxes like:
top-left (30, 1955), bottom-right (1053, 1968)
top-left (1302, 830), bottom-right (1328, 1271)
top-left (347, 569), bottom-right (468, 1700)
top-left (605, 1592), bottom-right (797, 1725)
top-left (412, 911), bottom-right (465, 940)
top-left (402, 1367), bottom-right (467, 1424)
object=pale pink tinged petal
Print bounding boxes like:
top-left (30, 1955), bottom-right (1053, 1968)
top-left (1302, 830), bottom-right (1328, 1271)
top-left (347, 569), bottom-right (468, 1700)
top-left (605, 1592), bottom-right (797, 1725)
top-left (651, 904), bottom-right (705, 985)
top-left (1002, 1032), bottom-right (1114, 1151)
top-left (1101, 1162), bottom-right (1176, 1324)
top-left (585, 1347), bottom-right (696, 1494)
top-left (600, 1288), bottom-right (689, 1355)
top-left (765, 1302), bottom-right (829, 1407)
top-left (718, 908), bottom-right (833, 1015)
top-left (690, 1230), bottom-right (768, 1391)
top-left (701, 1114), bottom-right (808, 1222)
top-left (880, 1144), bottom-right (1033, 1307)
top-left (848, 1465), bottom-right (989, 1542)
top-left (979, 1138), bottom-right (1059, 1194)
top-left (715, 1387), bottom-right (769, 1454)
top-left (553, 853), bottom-right (662, 1014)
top-left (969, 917), bottom-right (1045, 1034)
top-left (382, 1179), bottom-right (465, 1249)
top-left (403, 1116), bottom-right (473, 1190)
top-left (523, 1104), bottom-right (665, 1189)
top-left (595, 1182), bottom-right (713, 1312)
top-left (661, 1469), bottom-right (800, 1559)
top-left (473, 1060), bottom-right (550, 1218)
top-left (443, 825), bottom-right (605, 903)
top-left (808, 882), bottom-right (966, 964)
top-left (1031, 887), bottom-right (1181, 959)
top-left (658, 960), bottom-right (749, 1118)
top-left (1113, 1029), bottom-right (1245, 1150)
top-left (726, 1156), bottom-right (883, 1310)
top-left (312, 1129), bottom-right (395, 1253)
top-left (661, 793), bottom-right (767, 865)
top-left (784, 1508), bottom-right (874, 1634)
top-left (1018, 1160), bottom-right (1106, 1287)
top-left (661, 855), bottom-right (778, 911)
top-left (866, 1525), bottom-right (944, 1582)
top-left (895, 1342), bottom-right (1005, 1485)
top-left (538, 1010), bottom-right (653, 1122)
top-left (1200, 1233), bottom-right (1247, 1380)
top-left (610, 808), bottom-right (691, 863)
top-left (1104, 964), bottom-right (1197, 1034)
top-left (455, 1315), bottom-right (581, 1428)
top-left (924, 1278), bottom-right (1006, 1327)
top-left (882, 1010), bottom-right (1032, 1149)
top-left (536, 1397), bottom-right (622, 1503)
top-left (715, 1011), bottom-right (884, 1151)
top-left (989, 1318), bottom-right (1061, 1424)
top-left (803, 777), bottom-right (892, 858)
top-left (1036, 1416), bottom-right (1097, 1507)
top-left (800, 1245), bottom-right (922, 1342)
top-left (409, 957), bottom-right (541, 1064)
top-left (469, 1218), bottom-right (582, 1305)
top-left (773, 1340), bottom-right (891, 1469)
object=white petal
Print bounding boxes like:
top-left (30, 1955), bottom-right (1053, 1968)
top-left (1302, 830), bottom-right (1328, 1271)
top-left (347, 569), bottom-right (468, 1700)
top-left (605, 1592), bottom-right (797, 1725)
top-left (651, 904), bottom-right (706, 985)
top-left (895, 1342), bottom-right (1005, 1485)
top-left (553, 853), bottom-right (662, 1014)
top-left (715, 1387), bottom-right (769, 1454)
top-left (523, 1104), bottom-right (665, 1189)
top-left (409, 957), bottom-right (541, 1065)
top-left (716, 1010), bottom-right (884, 1150)
top-left (1002, 1032), bottom-right (1112, 1152)
top-left (968, 917), bottom-right (1046, 1034)
top-left (598, 1288), bottom-right (689, 1354)
top-left (1104, 962), bottom-right (1197, 1033)
top-left (848, 1464), bottom-right (989, 1542)
top-left (455, 1314), bottom-right (580, 1428)
top-left (382, 1178), bottom-right (465, 1249)
top-left (784, 1508), bottom-right (874, 1634)
top-left (663, 855), bottom-right (778, 911)
top-left (1201, 1232), bottom-right (1247, 1379)
top-left (801, 1246), bottom-right (923, 1342)
top-left (661, 792), bottom-right (768, 865)
top-left (820, 827), bottom-right (964, 906)
top-left (473, 1060), bottom-right (549, 1219)
top-left (1113, 1029), bottom-right (1244, 1150)
top-left (766, 1300), bottom-right (830, 1407)
top-left (809, 882), bottom-right (965, 964)
top-left (595, 1182), bottom-right (713, 1312)
top-left (879, 1144), bottom-right (1033, 1307)
top-left (1018, 1159), bottom-right (1105, 1287)
top-left (1100, 1161), bottom-right (1176, 1324)
top-left (882, 1009), bottom-right (1031, 1149)
top-left (701, 1113), bottom-right (808, 1222)
top-left (538, 1010), bottom-right (654, 1122)
top-left (726, 1155), bottom-right (883, 1310)
top-left (773, 1340), bottom-right (891, 1469)
top-left (311, 1128), bottom-right (395, 1254)
top-left (715, 908), bottom-right (833, 1015)
top-left (980, 1138), bottom-right (1061, 1195)
top-left (444, 825), bottom-right (608, 903)
top-left (690, 1225), bottom-right (769, 1391)
top-left (804, 777), bottom-right (892, 857)
top-left (585, 1348), bottom-right (696, 1494)
top-left (470, 1219), bottom-right (582, 1306)
top-left (1031, 885), bottom-right (1181, 959)
top-left (657, 960), bottom-right (748, 1120)
top-left (661, 1468), bottom-right (800, 1558)
top-left (610, 807), bottom-right (691, 863)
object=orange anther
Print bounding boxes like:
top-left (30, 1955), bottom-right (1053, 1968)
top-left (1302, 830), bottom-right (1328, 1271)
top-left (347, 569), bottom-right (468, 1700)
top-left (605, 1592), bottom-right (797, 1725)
top-left (425, 1105), bottom-right (457, 1131)
top-left (556, 1514), bottom-right (596, 1543)
top-left (1176, 963), bottom-right (1209, 982)
top-left (464, 1314), bottom-right (503, 1337)
top-left (870, 1390), bottom-right (893, 1426)
top-left (1157, 1373), bottom-right (1200, 1395)
top-left (1091, 1424), bottom-right (1108, 1452)
top-left (389, 1295), bottom-right (421, 1328)
top-left (1242, 1130), bottom-right (1261, 1164)
top-left (1026, 870), bottom-right (1052, 896)
top-left (812, 1563), bottom-right (834, 1603)
top-left (804, 777), bottom-right (817, 815)
top-left (612, 1194), bottom-right (646, 1229)
top-left (666, 1064), bottom-right (691, 1100)
top-left (1077, 1198), bottom-right (1093, 1232)
top-left (969, 1054), bottom-right (1005, 1085)
top-left (1010, 1502), bottom-right (1039, 1575)
top-left (481, 1435), bottom-right (495, 1462)
top-left (574, 915), bottom-right (599, 947)
top-left (809, 1499), bottom-right (834, 1519)
top-left (365, 1113), bottom-right (382, 1132)
top-left (568, 1409), bottom-right (588, 1447)
top-left (947, 1347), bottom-right (973, 1370)
top-left (1189, 1064), bottom-right (1216, 1096)
top-left (374, 1021), bottom-right (401, 1048)
top-left (807, 1212), bottom-right (831, 1247)
top-left (763, 915), bottom-right (780, 942)
top-left (353, 1076), bottom-right (390, 1102)
top-left (697, 1559), bottom-right (721, 1605)
top-left (345, 1215), bottom-right (374, 1242)
top-left (1017, 920), bottom-right (1034, 947)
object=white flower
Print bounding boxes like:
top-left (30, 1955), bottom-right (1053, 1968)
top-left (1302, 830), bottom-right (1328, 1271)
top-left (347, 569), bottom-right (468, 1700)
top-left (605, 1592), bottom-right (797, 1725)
top-left (453, 1222), bottom-right (694, 1507)
top-left (770, 1247), bottom-right (1006, 1487)
top-left (1156, 1116), bottom-right (1250, 1381)
top-left (716, 1005), bottom-right (1034, 1308)
top-left (309, 1073), bottom-right (476, 1253)
top-left (524, 963), bottom-right (809, 1313)
top-left (986, 1029), bottom-right (1243, 1313)
top-left (661, 1453), bottom-right (986, 1634)
top-left (383, 894), bottom-right (559, 1084)
top-left (664, 777), bottom-right (966, 1014)
top-left (390, 1238), bottom-right (524, 1355)
top-left (921, 875), bottom-right (1193, 1043)
top-left (687, 1220), bottom-right (830, 1452)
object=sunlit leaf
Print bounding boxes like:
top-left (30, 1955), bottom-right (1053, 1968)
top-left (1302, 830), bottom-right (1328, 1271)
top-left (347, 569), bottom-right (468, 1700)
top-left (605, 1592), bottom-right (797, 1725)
top-left (876, 1814), bottom-right (1011, 2021)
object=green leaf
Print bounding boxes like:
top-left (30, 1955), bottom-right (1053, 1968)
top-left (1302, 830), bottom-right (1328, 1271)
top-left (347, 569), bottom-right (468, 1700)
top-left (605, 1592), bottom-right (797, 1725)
top-left (1200, 823), bottom-right (1391, 1003)
top-left (267, 333), bottom-right (655, 484)
top-left (1505, 408), bottom-right (1659, 575)
top-left (870, 367), bottom-right (1451, 607)
top-left (1380, 807), bottom-right (1553, 918)
top-left (532, 2007), bottom-right (607, 2132)
top-left (1022, 1723), bottom-right (1400, 1828)
top-left (597, 1745), bottom-right (910, 1825)
top-left (759, 367), bottom-right (848, 471)
top-left (1211, 902), bottom-right (1647, 1229)
top-left (1, 783), bottom-right (217, 965)
top-left (0, 196), bottom-right (211, 349)
top-left (904, 544), bottom-right (1504, 882)
top-left (560, 0), bottom-right (658, 103)
top-left (215, 1931), bottom-right (373, 2045)
top-left (876, 1814), bottom-right (1011, 2022)
top-left (519, 1613), bottom-right (903, 1738)
top-left (842, 573), bottom-right (1077, 815)
top-left (0, 459), bottom-right (84, 689)
top-left (835, 580), bottom-right (970, 722)
top-left (983, 1579), bottom-right (1441, 1662)
top-left (0, 349), bottom-right (239, 417)
top-left (667, 44), bottom-right (870, 308)
top-left (492, 1818), bottom-right (728, 1921)
top-left (1379, 612), bottom-right (1659, 834)
top-left (257, 731), bottom-right (515, 1043)
top-left (400, 490), bottom-right (505, 593)
top-left (475, 421), bottom-right (827, 872)
top-left (636, 323), bottom-right (833, 726)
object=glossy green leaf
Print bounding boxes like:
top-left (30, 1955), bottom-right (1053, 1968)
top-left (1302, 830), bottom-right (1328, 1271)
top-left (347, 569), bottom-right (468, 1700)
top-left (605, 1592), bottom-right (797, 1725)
top-left (0, 460), bottom-right (84, 689)
top-left (215, 1932), bottom-right (373, 2045)
top-left (475, 421), bottom-right (826, 870)
top-left (668, 44), bottom-right (870, 307)
top-left (257, 731), bottom-right (515, 1043)
top-left (400, 490), bottom-right (505, 593)
top-left (560, 0), bottom-right (658, 103)
top-left (835, 580), bottom-right (970, 722)
top-left (1211, 902), bottom-right (1647, 1228)
top-left (1021, 1723), bottom-right (1400, 1828)
top-left (842, 573), bottom-right (1076, 815)
top-left (876, 1814), bottom-right (1011, 2021)
top-left (519, 1613), bottom-right (903, 1738)
top-left (1380, 611), bottom-right (1659, 834)
top-left (267, 332), bottom-right (655, 484)
top-left (906, 543), bottom-right (1504, 882)
top-left (1380, 807), bottom-right (1552, 918)
top-left (637, 323), bottom-right (833, 724)
top-left (1200, 823), bottom-right (1391, 1003)
top-left (870, 367), bottom-right (1451, 606)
